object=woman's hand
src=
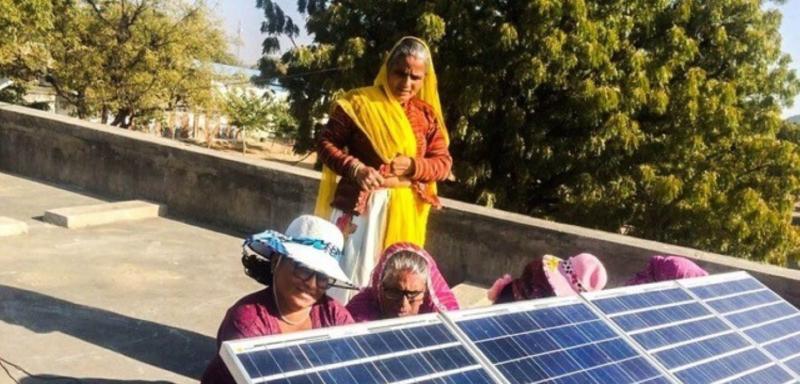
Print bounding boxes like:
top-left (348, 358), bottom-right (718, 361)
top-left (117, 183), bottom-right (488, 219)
top-left (355, 165), bottom-right (384, 191)
top-left (390, 155), bottom-right (415, 176)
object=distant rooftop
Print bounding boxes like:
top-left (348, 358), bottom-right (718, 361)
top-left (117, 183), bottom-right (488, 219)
top-left (211, 62), bottom-right (260, 79)
top-left (210, 62), bottom-right (288, 98)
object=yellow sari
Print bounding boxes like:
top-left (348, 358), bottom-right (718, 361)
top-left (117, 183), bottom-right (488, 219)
top-left (314, 36), bottom-right (448, 248)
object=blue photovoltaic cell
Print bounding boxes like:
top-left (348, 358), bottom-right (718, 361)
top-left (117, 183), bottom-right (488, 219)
top-left (591, 281), bottom-right (797, 384)
top-left (786, 356), bottom-right (800, 375)
top-left (673, 347), bottom-right (771, 383)
top-left (725, 364), bottom-right (795, 384)
top-left (689, 277), bottom-right (763, 300)
top-left (591, 288), bottom-right (693, 315)
top-left (225, 273), bottom-right (800, 384)
top-left (413, 369), bottom-right (498, 384)
top-left (688, 276), bottom-right (800, 379)
top-left (455, 302), bottom-right (668, 384)
top-left (234, 322), bottom-right (495, 383)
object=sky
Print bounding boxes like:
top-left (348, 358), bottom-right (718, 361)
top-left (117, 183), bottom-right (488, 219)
top-left (214, 0), bottom-right (800, 118)
top-left (212, 0), bottom-right (310, 67)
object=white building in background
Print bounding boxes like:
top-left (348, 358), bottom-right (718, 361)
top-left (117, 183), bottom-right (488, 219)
top-left (11, 63), bottom-right (288, 139)
top-left (155, 62), bottom-right (289, 142)
top-left (211, 63), bottom-right (287, 99)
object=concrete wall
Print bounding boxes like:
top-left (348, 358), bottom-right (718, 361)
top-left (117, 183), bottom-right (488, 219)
top-left (3, 103), bottom-right (800, 305)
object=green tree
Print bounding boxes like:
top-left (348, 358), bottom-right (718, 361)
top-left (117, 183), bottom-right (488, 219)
top-left (267, 97), bottom-right (299, 141)
top-left (46, 0), bottom-right (231, 126)
top-left (0, 0), bottom-right (53, 83)
top-left (223, 88), bottom-right (273, 154)
top-left (257, 0), bottom-right (800, 264)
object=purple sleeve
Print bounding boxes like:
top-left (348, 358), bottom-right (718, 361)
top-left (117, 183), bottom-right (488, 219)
top-left (345, 289), bottom-right (382, 323)
top-left (626, 255), bottom-right (708, 286)
top-left (200, 306), bottom-right (260, 384)
top-left (201, 292), bottom-right (278, 384)
top-left (201, 357), bottom-right (236, 384)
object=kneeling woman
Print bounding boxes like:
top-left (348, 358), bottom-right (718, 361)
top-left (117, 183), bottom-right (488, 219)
top-left (346, 243), bottom-right (459, 322)
top-left (201, 215), bottom-right (356, 384)
top-left (488, 253), bottom-right (608, 304)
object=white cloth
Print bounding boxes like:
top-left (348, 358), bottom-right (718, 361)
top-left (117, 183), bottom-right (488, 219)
top-left (328, 189), bottom-right (390, 304)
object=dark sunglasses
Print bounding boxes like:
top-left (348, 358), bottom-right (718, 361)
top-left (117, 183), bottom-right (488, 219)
top-left (288, 259), bottom-right (353, 290)
top-left (381, 285), bottom-right (425, 303)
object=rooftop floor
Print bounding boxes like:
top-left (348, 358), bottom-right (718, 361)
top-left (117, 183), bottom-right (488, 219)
top-left (0, 171), bottom-right (259, 383)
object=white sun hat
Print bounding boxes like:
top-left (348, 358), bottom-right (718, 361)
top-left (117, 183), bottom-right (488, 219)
top-left (243, 215), bottom-right (356, 290)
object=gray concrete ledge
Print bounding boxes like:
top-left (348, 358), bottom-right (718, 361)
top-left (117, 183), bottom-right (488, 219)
top-left (0, 216), bottom-right (28, 236)
top-left (3, 103), bottom-right (800, 306)
top-left (43, 200), bottom-right (165, 229)
top-left (451, 281), bottom-right (491, 309)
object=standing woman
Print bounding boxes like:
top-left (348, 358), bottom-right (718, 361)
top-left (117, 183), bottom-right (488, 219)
top-left (316, 37), bottom-right (452, 302)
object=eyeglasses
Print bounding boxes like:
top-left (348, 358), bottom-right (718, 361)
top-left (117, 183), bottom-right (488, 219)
top-left (289, 259), bottom-right (333, 290)
top-left (289, 259), bottom-right (354, 290)
top-left (381, 285), bottom-right (425, 303)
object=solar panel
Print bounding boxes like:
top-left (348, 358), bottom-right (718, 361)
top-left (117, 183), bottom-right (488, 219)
top-left (586, 273), bottom-right (799, 384)
top-left (218, 272), bottom-right (800, 384)
top-left (220, 313), bottom-right (499, 384)
top-left (444, 296), bottom-right (671, 384)
top-left (680, 272), bottom-right (800, 382)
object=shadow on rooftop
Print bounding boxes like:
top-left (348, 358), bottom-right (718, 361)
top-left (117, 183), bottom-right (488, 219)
top-left (0, 285), bottom-right (216, 380)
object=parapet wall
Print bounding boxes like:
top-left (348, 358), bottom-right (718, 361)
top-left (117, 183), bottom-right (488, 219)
top-left (3, 103), bottom-right (799, 305)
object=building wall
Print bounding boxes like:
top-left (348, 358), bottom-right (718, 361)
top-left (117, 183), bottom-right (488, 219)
top-left (3, 103), bottom-right (800, 305)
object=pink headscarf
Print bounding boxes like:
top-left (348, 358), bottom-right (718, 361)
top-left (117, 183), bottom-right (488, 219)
top-left (345, 242), bottom-right (459, 322)
top-left (626, 255), bottom-right (708, 285)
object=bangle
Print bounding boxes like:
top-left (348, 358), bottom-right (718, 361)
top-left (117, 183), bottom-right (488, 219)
top-left (349, 161), bottom-right (363, 179)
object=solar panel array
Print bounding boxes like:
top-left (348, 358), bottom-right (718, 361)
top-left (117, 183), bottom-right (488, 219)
top-left (220, 272), bottom-right (800, 384)
top-left (220, 314), bottom-right (498, 384)
top-left (587, 276), bottom-right (798, 384)
top-left (685, 275), bottom-right (800, 382)
top-left (448, 296), bottom-right (671, 384)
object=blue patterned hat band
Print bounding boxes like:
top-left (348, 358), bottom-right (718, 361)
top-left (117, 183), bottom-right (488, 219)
top-left (244, 230), bottom-right (343, 262)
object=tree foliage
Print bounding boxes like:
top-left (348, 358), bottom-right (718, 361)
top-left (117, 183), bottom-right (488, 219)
top-left (258, 0), bottom-right (800, 265)
top-left (223, 88), bottom-right (297, 153)
top-left (0, 0), bottom-right (54, 83)
top-left (45, 0), bottom-right (231, 126)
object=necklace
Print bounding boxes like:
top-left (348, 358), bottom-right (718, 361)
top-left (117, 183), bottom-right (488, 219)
top-left (272, 285), bottom-right (309, 326)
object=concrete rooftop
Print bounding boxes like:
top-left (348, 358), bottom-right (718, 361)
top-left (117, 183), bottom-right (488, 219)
top-left (0, 171), bottom-right (262, 383)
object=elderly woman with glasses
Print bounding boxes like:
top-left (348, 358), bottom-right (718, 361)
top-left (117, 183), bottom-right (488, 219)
top-left (345, 243), bottom-right (459, 321)
top-left (201, 215), bottom-right (357, 384)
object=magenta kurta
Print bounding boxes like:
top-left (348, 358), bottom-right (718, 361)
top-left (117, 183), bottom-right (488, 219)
top-left (626, 255), bottom-right (709, 285)
top-left (201, 287), bottom-right (354, 384)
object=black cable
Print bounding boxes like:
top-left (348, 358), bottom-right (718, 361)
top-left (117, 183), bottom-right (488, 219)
top-left (0, 356), bottom-right (82, 383)
top-left (290, 151), bottom-right (313, 166)
top-left (0, 357), bottom-right (19, 384)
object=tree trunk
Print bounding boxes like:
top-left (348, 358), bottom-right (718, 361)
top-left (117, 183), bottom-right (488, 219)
top-left (192, 110), bottom-right (198, 139)
top-left (242, 130), bottom-right (247, 154)
top-left (110, 108), bottom-right (130, 127)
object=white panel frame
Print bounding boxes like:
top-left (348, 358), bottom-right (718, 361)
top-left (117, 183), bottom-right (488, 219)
top-left (220, 313), bottom-right (494, 384)
top-left (441, 295), bottom-right (589, 384)
top-left (579, 282), bottom-right (683, 384)
top-left (676, 272), bottom-right (800, 383)
top-left (217, 272), bottom-right (799, 384)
